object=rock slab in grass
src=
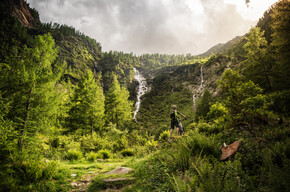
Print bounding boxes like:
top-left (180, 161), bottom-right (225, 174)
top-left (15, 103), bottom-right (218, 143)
top-left (102, 177), bottom-right (135, 190)
top-left (220, 141), bottom-right (241, 161)
top-left (104, 177), bottom-right (135, 182)
top-left (105, 167), bottom-right (134, 175)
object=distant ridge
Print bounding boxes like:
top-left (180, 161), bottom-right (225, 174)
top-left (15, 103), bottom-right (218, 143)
top-left (198, 36), bottom-right (243, 57)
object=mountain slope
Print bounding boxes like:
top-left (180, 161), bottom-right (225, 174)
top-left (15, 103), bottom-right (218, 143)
top-left (198, 36), bottom-right (243, 57)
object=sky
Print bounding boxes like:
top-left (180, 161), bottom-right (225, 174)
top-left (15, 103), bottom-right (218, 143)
top-left (26, 0), bottom-right (278, 55)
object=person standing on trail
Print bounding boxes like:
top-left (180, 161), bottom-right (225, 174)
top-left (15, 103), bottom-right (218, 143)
top-left (170, 105), bottom-right (187, 137)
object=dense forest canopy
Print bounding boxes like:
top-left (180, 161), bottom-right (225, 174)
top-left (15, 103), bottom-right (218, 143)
top-left (0, 0), bottom-right (289, 191)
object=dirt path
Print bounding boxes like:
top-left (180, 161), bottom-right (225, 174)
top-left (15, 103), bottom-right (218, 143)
top-left (66, 159), bottom-right (135, 192)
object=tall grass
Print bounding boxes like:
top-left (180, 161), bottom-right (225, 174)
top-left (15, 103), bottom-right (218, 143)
top-left (0, 151), bottom-right (69, 191)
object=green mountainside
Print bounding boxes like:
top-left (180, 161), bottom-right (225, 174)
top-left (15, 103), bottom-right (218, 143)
top-left (198, 36), bottom-right (243, 57)
top-left (0, 0), bottom-right (290, 191)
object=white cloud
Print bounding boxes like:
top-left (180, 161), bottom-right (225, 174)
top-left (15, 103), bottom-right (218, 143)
top-left (27, 0), bottom-right (278, 55)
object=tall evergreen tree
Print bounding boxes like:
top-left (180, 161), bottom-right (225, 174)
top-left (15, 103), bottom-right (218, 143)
top-left (105, 73), bottom-right (132, 130)
top-left (68, 70), bottom-right (105, 135)
top-left (243, 27), bottom-right (272, 91)
top-left (0, 33), bottom-right (62, 150)
top-left (271, 0), bottom-right (290, 90)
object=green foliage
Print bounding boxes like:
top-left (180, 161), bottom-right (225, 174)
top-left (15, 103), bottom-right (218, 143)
top-left (105, 73), bottom-right (133, 130)
top-left (67, 70), bottom-right (105, 134)
top-left (196, 122), bottom-right (222, 135)
top-left (261, 138), bottom-right (290, 191)
top-left (97, 149), bottom-right (111, 159)
top-left (243, 27), bottom-right (272, 90)
top-left (79, 133), bottom-right (103, 152)
top-left (0, 33), bottom-right (63, 150)
top-left (139, 53), bottom-right (206, 70)
top-left (196, 89), bottom-right (214, 120)
top-left (65, 149), bottom-right (83, 161)
top-left (86, 151), bottom-right (98, 162)
top-left (134, 154), bottom-right (173, 191)
top-left (207, 102), bottom-right (229, 120)
top-left (217, 69), bottom-right (263, 115)
top-left (121, 149), bottom-right (135, 157)
top-left (100, 51), bottom-right (137, 90)
top-left (267, 90), bottom-right (290, 116)
top-left (0, 151), bottom-right (67, 191)
top-left (159, 130), bottom-right (170, 142)
top-left (270, 0), bottom-right (290, 90)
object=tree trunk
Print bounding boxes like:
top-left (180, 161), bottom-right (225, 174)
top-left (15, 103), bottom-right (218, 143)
top-left (19, 87), bottom-right (33, 151)
top-left (115, 104), bottom-right (119, 129)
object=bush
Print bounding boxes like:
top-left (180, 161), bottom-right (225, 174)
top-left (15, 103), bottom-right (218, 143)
top-left (261, 138), bottom-right (290, 191)
top-left (121, 149), bottom-right (134, 157)
top-left (79, 133), bottom-right (103, 152)
top-left (86, 151), bottom-right (98, 162)
top-left (159, 130), bottom-right (170, 141)
top-left (197, 122), bottom-right (222, 135)
top-left (207, 102), bottom-right (229, 120)
top-left (97, 149), bottom-right (111, 159)
top-left (197, 122), bottom-right (212, 133)
top-left (0, 152), bottom-right (63, 191)
top-left (65, 149), bottom-right (83, 161)
top-left (145, 139), bottom-right (158, 153)
top-left (134, 154), bottom-right (173, 191)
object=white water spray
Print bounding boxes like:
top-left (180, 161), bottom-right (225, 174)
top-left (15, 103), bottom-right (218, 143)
top-left (133, 68), bottom-right (149, 120)
top-left (193, 66), bottom-right (204, 110)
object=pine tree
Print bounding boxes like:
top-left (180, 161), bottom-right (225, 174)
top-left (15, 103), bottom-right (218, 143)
top-left (105, 73), bottom-right (132, 130)
top-left (271, 0), bottom-right (290, 90)
top-left (0, 33), bottom-right (62, 150)
top-left (243, 27), bottom-right (272, 91)
top-left (68, 70), bottom-right (105, 135)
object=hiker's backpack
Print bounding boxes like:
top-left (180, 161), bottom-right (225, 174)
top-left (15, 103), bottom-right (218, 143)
top-left (170, 110), bottom-right (177, 120)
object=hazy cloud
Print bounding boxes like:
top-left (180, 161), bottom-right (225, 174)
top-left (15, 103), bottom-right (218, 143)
top-left (27, 0), bottom-right (274, 55)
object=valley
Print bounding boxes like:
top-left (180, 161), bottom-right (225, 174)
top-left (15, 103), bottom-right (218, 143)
top-left (0, 0), bottom-right (289, 192)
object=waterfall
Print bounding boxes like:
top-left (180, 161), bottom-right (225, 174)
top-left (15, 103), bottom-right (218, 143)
top-left (133, 68), bottom-right (148, 120)
top-left (193, 65), bottom-right (204, 110)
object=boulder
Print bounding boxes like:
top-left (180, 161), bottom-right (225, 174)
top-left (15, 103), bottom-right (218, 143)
top-left (220, 141), bottom-right (240, 161)
top-left (105, 167), bottom-right (134, 175)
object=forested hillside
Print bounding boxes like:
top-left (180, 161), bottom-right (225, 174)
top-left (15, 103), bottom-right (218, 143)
top-left (0, 0), bottom-right (290, 191)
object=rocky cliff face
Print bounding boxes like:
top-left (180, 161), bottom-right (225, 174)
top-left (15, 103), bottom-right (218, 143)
top-left (1, 0), bottom-right (38, 28)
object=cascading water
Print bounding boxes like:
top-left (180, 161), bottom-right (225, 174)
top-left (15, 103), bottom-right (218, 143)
top-left (193, 65), bottom-right (204, 110)
top-left (133, 68), bottom-right (149, 120)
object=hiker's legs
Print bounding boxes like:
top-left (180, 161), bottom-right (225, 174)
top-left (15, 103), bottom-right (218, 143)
top-left (176, 128), bottom-right (179, 135)
top-left (170, 120), bottom-right (175, 137)
top-left (170, 129), bottom-right (173, 137)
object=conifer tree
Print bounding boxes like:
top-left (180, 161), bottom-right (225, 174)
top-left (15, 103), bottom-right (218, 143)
top-left (0, 33), bottom-right (62, 150)
top-left (243, 27), bottom-right (272, 91)
top-left (105, 73), bottom-right (132, 130)
top-left (271, 0), bottom-right (290, 90)
top-left (68, 70), bottom-right (105, 135)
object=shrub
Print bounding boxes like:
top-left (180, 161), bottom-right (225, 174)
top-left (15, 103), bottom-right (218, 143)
top-left (178, 131), bottom-right (220, 158)
top-left (197, 122), bottom-right (211, 133)
top-left (207, 102), bottom-right (229, 120)
top-left (86, 151), bottom-right (98, 162)
top-left (79, 133), bottom-right (103, 152)
top-left (197, 122), bottom-right (222, 135)
top-left (145, 139), bottom-right (158, 152)
top-left (97, 149), bottom-right (111, 159)
top-left (42, 160), bottom-right (59, 180)
top-left (0, 152), bottom-right (63, 191)
top-left (121, 149), bottom-right (134, 157)
top-left (49, 137), bottom-right (60, 148)
top-left (261, 138), bottom-right (290, 191)
top-left (159, 130), bottom-right (170, 141)
top-left (65, 149), bottom-right (83, 161)
top-left (134, 154), bottom-right (173, 191)
top-left (112, 137), bottom-right (128, 152)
